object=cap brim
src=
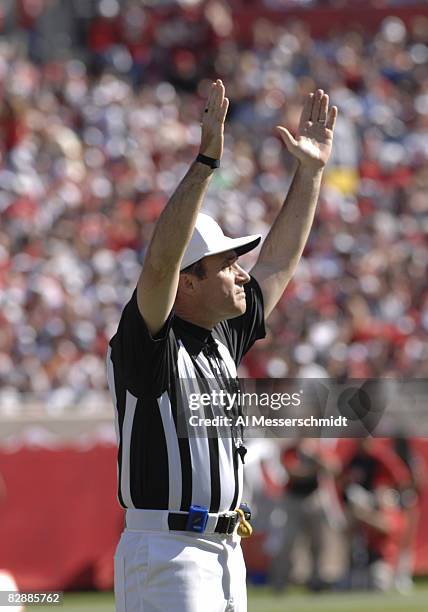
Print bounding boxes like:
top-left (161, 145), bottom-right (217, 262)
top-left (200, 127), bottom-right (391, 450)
top-left (233, 235), bottom-right (262, 257)
top-left (180, 234), bottom-right (262, 270)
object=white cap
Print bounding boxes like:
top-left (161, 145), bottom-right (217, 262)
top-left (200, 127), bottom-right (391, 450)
top-left (180, 213), bottom-right (261, 270)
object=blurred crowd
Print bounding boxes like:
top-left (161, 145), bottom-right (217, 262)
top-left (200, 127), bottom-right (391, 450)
top-left (248, 436), bottom-right (427, 593)
top-left (0, 0), bottom-right (428, 410)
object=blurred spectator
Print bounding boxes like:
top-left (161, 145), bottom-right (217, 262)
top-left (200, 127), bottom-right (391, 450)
top-left (392, 435), bottom-right (427, 592)
top-left (337, 439), bottom-right (412, 493)
top-left (345, 484), bottom-right (406, 591)
top-left (337, 438), bottom-right (413, 590)
top-left (269, 438), bottom-right (339, 591)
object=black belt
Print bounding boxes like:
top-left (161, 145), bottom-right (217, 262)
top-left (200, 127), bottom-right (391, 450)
top-left (168, 511), bottom-right (239, 535)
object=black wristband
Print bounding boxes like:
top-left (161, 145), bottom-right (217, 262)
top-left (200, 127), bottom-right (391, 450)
top-left (196, 153), bottom-right (220, 169)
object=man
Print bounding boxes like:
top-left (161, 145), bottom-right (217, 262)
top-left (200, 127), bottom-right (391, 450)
top-left (108, 79), bottom-right (336, 611)
top-left (345, 485), bottom-right (406, 591)
top-left (337, 438), bottom-right (411, 591)
top-left (270, 438), bottom-right (339, 592)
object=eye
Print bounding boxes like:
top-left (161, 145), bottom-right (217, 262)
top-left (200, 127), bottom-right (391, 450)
top-left (222, 258), bottom-right (237, 271)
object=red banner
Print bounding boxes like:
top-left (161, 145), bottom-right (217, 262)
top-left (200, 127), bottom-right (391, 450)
top-left (0, 445), bottom-right (123, 591)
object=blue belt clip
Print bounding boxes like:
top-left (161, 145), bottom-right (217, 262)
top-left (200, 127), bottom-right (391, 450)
top-left (186, 505), bottom-right (209, 533)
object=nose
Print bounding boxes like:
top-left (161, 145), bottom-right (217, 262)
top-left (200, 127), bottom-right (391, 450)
top-left (234, 263), bottom-right (250, 284)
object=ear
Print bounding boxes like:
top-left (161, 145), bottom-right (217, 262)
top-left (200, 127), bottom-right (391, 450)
top-left (178, 272), bottom-right (198, 296)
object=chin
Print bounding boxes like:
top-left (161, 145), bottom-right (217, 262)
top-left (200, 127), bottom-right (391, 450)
top-left (222, 298), bottom-right (246, 320)
top-left (234, 299), bottom-right (247, 315)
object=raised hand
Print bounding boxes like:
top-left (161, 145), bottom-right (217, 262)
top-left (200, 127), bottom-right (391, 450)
top-left (276, 90), bottom-right (337, 169)
top-left (199, 79), bottom-right (229, 160)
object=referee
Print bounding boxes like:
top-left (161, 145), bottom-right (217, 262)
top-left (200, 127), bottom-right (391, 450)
top-left (107, 79), bottom-right (336, 612)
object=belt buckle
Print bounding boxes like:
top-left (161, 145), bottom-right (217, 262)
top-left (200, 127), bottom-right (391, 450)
top-left (221, 511), bottom-right (237, 535)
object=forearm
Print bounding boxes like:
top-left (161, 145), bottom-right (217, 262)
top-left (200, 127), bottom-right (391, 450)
top-left (251, 90), bottom-right (336, 318)
top-left (257, 164), bottom-right (323, 278)
top-left (352, 506), bottom-right (389, 534)
top-left (146, 160), bottom-right (214, 273)
top-left (144, 79), bottom-right (228, 275)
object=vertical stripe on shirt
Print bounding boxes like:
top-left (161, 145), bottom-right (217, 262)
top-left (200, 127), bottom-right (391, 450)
top-left (120, 390), bottom-right (138, 508)
top-left (168, 360), bottom-right (193, 511)
top-left (158, 391), bottom-right (182, 510)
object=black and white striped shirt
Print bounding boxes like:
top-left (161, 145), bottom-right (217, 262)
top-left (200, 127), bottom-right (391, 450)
top-left (107, 276), bottom-right (265, 513)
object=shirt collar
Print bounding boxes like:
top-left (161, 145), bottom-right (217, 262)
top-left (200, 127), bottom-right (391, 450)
top-left (173, 315), bottom-right (216, 356)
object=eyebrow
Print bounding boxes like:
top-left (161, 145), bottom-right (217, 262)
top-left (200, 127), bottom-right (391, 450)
top-left (222, 254), bottom-right (238, 265)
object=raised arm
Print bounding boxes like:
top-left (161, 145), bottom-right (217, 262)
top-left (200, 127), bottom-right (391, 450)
top-left (137, 80), bottom-right (229, 335)
top-left (251, 90), bottom-right (337, 318)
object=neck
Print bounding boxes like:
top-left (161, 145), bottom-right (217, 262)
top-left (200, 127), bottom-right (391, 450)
top-left (174, 304), bottom-right (219, 330)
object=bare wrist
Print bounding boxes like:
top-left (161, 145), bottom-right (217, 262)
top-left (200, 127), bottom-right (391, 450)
top-left (296, 163), bottom-right (324, 181)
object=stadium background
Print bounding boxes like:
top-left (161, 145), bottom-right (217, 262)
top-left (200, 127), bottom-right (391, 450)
top-left (1, 0), bottom-right (428, 607)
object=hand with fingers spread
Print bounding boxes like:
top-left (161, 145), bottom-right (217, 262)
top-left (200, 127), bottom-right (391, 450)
top-left (276, 90), bottom-right (337, 170)
top-left (199, 79), bottom-right (229, 160)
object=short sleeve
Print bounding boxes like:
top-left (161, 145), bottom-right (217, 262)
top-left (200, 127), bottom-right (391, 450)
top-left (222, 275), bottom-right (266, 365)
top-left (109, 289), bottom-right (175, 397)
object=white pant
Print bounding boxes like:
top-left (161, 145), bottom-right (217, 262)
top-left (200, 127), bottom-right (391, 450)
top-left (114, 528), bottom-right (247, 612)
